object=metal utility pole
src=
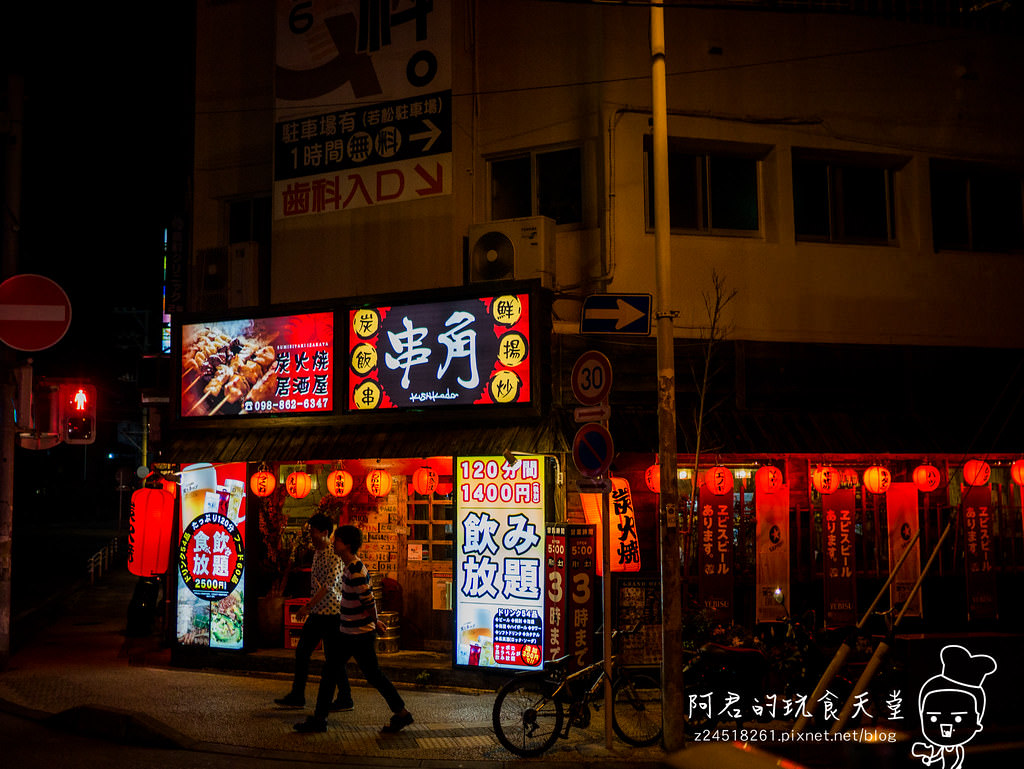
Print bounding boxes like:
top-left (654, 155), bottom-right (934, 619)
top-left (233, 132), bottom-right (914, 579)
top-left (1, 74), bottom-right (24, 670)
top-left (650, 2), bottom-right (685, 751)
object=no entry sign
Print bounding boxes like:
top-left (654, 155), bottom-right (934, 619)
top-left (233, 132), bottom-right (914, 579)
top-left (0, 274), bottom-right (72, 352)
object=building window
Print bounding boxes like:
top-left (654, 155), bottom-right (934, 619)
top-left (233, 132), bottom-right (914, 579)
top-left (408, 490), bottom-right (454, 563)
top-left (792, 153), bottom-right (897, 244)
top-left (931, 161), bottom-right (1024, 253)
top-left (645, 136), bottom-right (761, 235)
top-left (489, 146), bottom-right (583, 225)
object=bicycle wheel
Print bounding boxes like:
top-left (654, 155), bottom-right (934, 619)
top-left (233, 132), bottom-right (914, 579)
top-left (492, 672), bottom-right (564, 757)
top-left (611, 671), bottom-right (663, 747)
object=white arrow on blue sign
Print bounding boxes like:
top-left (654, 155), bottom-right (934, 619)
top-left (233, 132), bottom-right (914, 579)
top-left (580, 293), bottom-right (652, 335)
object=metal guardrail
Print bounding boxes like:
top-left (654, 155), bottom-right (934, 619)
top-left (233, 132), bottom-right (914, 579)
top-left (87, 537), bottom-right (121, 584)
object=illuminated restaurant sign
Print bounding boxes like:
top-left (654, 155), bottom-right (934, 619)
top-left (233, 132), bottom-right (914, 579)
top-left (454, 455), bottom-right (546, 670)
top-left (180, 311), bottom-right (334, 417)
top-left (348, 292), bottom-right (532, 410)
top-left (176, 463), bottom-right (247, 649)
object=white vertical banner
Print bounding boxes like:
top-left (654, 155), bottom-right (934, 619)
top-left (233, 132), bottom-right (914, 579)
top-left (756, 484), bottom-right (790, 623)
top-left (887, 482), bottom-right (922, 617)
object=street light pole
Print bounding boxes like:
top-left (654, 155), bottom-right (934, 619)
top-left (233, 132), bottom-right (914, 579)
top-left (650, 1), bottom-right (685, 752)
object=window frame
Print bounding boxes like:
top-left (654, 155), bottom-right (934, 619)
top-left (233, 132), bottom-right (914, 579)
top-left (930, 160), bottom-right (1024, 254)
top-left (487, 144), bottom-right (585, 226)
top-left (407, 489), bottom-right (455, 566)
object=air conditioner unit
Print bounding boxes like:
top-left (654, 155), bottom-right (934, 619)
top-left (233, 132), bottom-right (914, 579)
top-left (468, 216), bottom-right (556, 288)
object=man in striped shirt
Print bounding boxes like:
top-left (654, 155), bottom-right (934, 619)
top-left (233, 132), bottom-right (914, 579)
top-left (295, 525), bottom-right (413, 734)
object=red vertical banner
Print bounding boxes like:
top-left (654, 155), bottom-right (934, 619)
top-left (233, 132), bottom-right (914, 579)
top-left (755, 484), bottom-right (790, 623)
top-left (567, 524), bottom-right (597, 669)
top-left (609, 477), bottom-right (641, 572)
top-left (698, 484), bottom-right (734, 624)
top-left (886, 483), bottom-right (922, 617)
top-left (544, 524), bottom-right (568, 662)
top-left (964, 484), bottom-right (998, 621)
top-left (822, 488), bottom-right (857, 626)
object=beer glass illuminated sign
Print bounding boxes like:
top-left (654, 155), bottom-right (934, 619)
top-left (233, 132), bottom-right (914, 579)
top-left (180, 311), bottom-right (334, 417)
top-left (454, 455), bottom-right (546, 670)
top-left (348, 292), bottom-right (532, 410)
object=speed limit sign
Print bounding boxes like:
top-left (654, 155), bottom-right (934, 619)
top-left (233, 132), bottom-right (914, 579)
top-left (571, 351), bottom-right (612, 406)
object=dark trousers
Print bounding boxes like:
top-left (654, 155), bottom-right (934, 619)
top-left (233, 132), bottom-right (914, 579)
top-left (314, 629), bottom-right (405, 719)
top-left (290, 614), bottom-right (349, 701)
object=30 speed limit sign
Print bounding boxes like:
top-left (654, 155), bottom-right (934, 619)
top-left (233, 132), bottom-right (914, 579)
top-left (571, 350), bottom-right (612, 406)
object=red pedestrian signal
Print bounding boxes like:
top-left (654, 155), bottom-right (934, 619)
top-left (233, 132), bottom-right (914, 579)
top-left (59, 383), bottom-right (97, 445)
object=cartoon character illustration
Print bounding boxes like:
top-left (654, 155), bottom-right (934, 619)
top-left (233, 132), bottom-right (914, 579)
top-left (911, 644), bottom-right (997, 769)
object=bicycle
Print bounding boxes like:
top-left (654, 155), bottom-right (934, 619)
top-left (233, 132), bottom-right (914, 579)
top-left (491, 624), bottom-right (663, 757)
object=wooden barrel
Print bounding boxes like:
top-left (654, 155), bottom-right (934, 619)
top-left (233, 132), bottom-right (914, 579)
top-left (376, 611), bottom-right (400, 654)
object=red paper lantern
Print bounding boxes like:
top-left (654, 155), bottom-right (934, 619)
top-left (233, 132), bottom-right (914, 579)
top-left (250, 470), bottom-right (277, 498)
top-left (812, 465), bottom-right (840, 495)
top-left (755, 465), bottom-right (783, 493)
top-left (412, 466), bottom-right (439, 496)
top-left (863, 465), bottom-right (892, 495)
top-left (286, 471), bottom-right (312, 499)
top-left (1011, 460), bottom-right (1024, 488)
top-left (962, 459), bottom-right (990, 487)
top-left (366, 469), bottom-right (393, 497)
top-left (127, 487), bottom-right (174, 577)
top-left (645, 463), bottom-right (661, 493)
top-left (913, 464), bottom-right (941, 493)
top-left (707, 466), bottom-right (733, 496)
top-left (327, 469), bottom-right (354, 497)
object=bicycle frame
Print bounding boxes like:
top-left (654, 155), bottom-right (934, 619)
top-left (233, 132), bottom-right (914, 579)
top-left (546, 653), bottom-right (617, 737)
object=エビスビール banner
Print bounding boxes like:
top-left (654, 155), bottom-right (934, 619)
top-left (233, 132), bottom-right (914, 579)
top-left (822, 488), bottom-right (857, 626)
top-left (698, 483), bottom-right (735, 624)
top-left (176, 463), bottom-right (247, 650)
top-left (348, 293), bottom-right (532, 410)
top-left (454, 456), bottom-right (546, 670)
top-left (180, 312), bottom-right (334, 417)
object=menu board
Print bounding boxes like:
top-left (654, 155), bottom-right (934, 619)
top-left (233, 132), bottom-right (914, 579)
top-left (454, 455), bottom-right (546, 670)
top-left (176, 462), bottom-right (247, 649)
top-left (180, 311), bottom-right (334, 417)
top-left (348, 292), bottom-right (532, 410)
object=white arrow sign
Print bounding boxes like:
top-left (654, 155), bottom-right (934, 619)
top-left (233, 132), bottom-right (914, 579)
top-left (583, 298), bottom-right (646, 330)
top-left (410, 119), bottom-right (441, 152)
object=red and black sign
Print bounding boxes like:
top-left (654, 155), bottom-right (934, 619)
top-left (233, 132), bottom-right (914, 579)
top-left (179, 512), bottom-right (245, 601)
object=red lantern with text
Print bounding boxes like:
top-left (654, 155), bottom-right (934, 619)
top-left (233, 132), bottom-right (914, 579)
top-left (755, 465), bottom-right (783, 494)
top-left (645, 463), bottom-right (661, 493)
top-left (412, 466), bottom-right (439, 496)
top-left (327, 469), bottom-right (354, 497)
top-left (707, 466), bottom-right (734, 496)
top-left (366, 469), bottom-right (393, 497)
top-left (127, 487), bottom-right (174, 577)
top-left (1010, 460), bottom-right (1024, 488)
top-left (250, 470), bottom-right (277, 498)
top-left (913, 464), bottom-right (941, 493)
top-left (863, 465), bottom-right (892, 495)
top-left (812, 465), bottom-right (840, 495)
top-left (962, 459), bottom-right (991, 487)
top-left (286, 471), bottom-right (312, 499)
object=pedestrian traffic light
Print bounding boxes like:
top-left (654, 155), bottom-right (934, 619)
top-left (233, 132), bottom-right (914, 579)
top-left (59, 383), bottom-right (97, 445)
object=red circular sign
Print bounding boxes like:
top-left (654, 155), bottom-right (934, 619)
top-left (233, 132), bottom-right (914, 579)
top-left (571, 350), bottom-right (612, 406)
top-left (0, 274), bottom-right (72, 351)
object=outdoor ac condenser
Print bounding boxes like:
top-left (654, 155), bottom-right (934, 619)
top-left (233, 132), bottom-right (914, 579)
top-left (467, 216), bottom-right (556, 289)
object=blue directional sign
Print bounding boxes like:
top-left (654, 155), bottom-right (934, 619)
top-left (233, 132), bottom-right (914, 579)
top-left (580, 294), bottom-right (652, 335)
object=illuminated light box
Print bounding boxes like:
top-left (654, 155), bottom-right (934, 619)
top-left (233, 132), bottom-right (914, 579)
top-left (180, 311), bottom-right (334, 417)
top-left (348, 292), bottom-right (532, 411)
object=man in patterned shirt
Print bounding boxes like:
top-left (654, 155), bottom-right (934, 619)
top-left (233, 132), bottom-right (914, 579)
top-left (295, 525), bottom-right (413, 734)
top-left (275, 514), bottom-right (351, 710)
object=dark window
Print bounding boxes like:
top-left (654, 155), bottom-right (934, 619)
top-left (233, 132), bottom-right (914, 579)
top-left (489, 147), bottom-right (583, 225)
top-left (792, 155), bottom-right (896, 244)
top-left (646, 136), bottom-right (760, 234)
top-left (931, 161), bottom-right (1024, 252)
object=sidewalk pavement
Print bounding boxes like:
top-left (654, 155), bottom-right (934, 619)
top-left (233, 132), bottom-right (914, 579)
top-left (0, 566), bottom-right (667, 768)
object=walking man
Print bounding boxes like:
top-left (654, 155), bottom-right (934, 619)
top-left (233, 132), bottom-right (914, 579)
top-left (275, 513), bottom-right (351, 710)
top-left (295, 524), bottom-right (413, 734)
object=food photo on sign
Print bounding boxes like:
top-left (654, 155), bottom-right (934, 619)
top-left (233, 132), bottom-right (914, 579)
top-left (176, 462), bottom-right (248, 649)
top-left (453, 455), bottom-right (547, 670)
top-left (180, 311), bottom-right (334, 417)
top-left (348, 293), bottom-right (531, 410)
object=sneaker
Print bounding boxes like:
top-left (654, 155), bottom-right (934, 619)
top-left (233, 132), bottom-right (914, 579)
top-left (381, 710), bottom-right (414, 734)
top-left (274, 694), bottom-right (305, 707)
top-left (293, 717), bottom-right (327, 733)
top-left (329, 698), bottom-right (355, 712)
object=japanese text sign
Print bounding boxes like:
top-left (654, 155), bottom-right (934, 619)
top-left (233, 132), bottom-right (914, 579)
top-left (181, 312), bottom-right (334, 417)
top-left (579, 476), bottom-right (641, 575)
top-left (963, 484), bottom-right (997, 620)
top-left (349, 292), bottom-right (532, 410)
top-left (454, 455), bottom-right (546, 670)
top-left (822, 488), bottom-right (857, 626)
top-left (698, 483), bottom-right (735, 624)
